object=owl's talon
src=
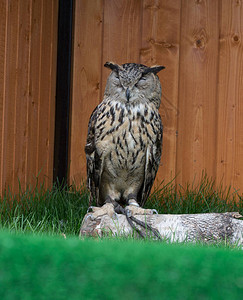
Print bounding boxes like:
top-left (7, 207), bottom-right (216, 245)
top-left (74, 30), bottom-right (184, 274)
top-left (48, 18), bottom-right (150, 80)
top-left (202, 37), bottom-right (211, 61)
top-left (85, 214), bottom-right (95, 221)
top-left (85, 214), bottom-right (93, 221)
top-left (124, 205), bottom-right (156, 216)
top-left (90, 214), bottom-right (96, 221)
top-left (125, 208), bottom-right (132, 218)
top-left (152, 209), bottom-right (158, 215)
top-left (87, 203), bottom-right (116, 220)
top-left (87, 206), bottom-right (93, 213)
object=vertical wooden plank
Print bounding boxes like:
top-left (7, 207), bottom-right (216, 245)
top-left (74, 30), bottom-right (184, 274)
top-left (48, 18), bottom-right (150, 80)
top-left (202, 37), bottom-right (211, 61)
top-left (140, 0), bottom-right (181, 185)
top-left (176, 0), bottom-right (219, 187)
top-left (37, 0), bottom-right (50, 185)
top-left (69, 0), bottom-right (103, 184)
top-left (1, 0), bottom-right (19, 192)
top-left (47, 0), bottom-right (58, 186)
top-left (36, 0), bottom-right (58, 187)
top-left (26, 0), bottom-right (42, 188)
top-left (0, 0), bottom-right (7, 193)
top-left (0, 0), bottom-right (58, 194)
top-left (13, 0), bottom-right (31, 191)
top-left (102, 0), bottom-right (143, 95)
top-left (26, 0), bottom-right (58, 189)
top-left (216, 0), bottom-right (243, 191)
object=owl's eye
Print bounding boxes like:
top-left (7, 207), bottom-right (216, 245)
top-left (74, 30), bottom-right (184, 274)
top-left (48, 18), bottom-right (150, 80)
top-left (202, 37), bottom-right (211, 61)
top-left (135, 76), bottom-right (147, 88)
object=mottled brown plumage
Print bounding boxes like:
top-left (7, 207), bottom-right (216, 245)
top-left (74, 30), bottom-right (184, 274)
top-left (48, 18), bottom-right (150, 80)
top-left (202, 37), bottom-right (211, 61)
top-left (85, 62), bottom-right (165, 218)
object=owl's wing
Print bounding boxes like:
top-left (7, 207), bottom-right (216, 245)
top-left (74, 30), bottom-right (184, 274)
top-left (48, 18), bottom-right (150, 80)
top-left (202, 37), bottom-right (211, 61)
top-left (85, 105), bottom-right (103, 205)
top-left (140, 119), bottom-right (163, 207)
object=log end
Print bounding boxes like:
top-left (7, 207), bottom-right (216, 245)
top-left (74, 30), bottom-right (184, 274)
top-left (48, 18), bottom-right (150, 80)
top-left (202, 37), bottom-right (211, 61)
top-left (79, 214), bottom-right (102, 238)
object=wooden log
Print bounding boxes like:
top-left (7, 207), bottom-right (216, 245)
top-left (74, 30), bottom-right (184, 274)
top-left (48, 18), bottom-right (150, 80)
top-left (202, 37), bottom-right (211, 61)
top-left (80, 212), bottom-right (243, 246)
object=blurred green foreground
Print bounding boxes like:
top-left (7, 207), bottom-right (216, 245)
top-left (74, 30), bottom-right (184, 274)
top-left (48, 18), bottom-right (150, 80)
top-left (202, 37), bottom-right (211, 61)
top-left (0, 231), bottom-right (242, 299)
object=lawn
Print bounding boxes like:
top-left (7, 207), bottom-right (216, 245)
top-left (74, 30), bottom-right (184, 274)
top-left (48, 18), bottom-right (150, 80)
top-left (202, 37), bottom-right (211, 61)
top-left (0, 231), bottom-right (242, 299)
top-left (0, 175), bottom-right (242, 237)
top-left (0, 176), bottom-right (242, 299)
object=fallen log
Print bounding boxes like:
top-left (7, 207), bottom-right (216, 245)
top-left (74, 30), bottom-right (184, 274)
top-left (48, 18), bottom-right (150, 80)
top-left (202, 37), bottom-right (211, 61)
top-left (80, 212), bottom-right (243, 246)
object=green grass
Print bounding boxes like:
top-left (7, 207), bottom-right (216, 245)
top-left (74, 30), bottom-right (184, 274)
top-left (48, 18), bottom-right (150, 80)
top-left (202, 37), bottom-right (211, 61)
top-left (0, 176), bottom-right (242, 299)
top-left (0, 232), bottom-right (242, 299)
top-left (0, 175), bottom-right (242, 237)
top-left (146, 175), bottom-right (243, 215)
top-left (0, 182), bottom-right (90, 236)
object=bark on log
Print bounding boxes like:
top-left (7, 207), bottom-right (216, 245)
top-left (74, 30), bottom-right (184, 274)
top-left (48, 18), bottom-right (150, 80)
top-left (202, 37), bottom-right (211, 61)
top-left (80, 212), bottom-right (243, 246)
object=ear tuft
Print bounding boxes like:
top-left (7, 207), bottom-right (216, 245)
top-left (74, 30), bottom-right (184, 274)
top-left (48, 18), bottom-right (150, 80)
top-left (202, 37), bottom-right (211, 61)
top-left (104, 62), bottom-right (121, 72)
top-left (143, 65), bottom-right (165, 75)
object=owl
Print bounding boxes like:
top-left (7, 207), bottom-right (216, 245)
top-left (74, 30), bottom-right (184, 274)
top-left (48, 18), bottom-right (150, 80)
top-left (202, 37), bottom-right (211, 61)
top-left (85, 62), bottom-right (165, 219)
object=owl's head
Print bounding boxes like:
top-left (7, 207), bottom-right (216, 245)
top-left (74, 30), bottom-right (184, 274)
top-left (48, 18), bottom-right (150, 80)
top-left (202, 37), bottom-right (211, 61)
top-left (104, 62), bottom-right (165, 108)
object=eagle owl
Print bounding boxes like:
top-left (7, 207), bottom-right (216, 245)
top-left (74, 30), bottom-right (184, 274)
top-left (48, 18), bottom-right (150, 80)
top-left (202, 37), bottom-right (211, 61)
top-left (85, 62), bottom-right (165, 219)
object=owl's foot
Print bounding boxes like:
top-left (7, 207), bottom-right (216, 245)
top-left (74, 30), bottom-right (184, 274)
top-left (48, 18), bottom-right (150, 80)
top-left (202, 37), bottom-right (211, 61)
top-left (125, 200), bottom-right (158, 217)
top-left (123, 200), bottom-right (161, 240)
top-left (87, 203), bottom-right (117, 220)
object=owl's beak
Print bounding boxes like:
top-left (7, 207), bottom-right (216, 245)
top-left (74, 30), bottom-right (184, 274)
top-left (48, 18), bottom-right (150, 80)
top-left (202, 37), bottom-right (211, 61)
top-left (126, 88), bottom-right (130, 101)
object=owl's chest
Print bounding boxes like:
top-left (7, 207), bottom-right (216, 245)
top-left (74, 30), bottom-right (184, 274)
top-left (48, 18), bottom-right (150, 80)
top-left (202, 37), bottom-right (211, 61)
top-left (95, 101), bottom-right (159, 162)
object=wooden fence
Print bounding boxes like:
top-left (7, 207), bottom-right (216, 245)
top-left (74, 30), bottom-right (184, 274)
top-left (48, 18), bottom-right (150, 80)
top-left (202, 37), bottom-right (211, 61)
top-left (0, 0), bottom-right (243, 195)
top-left (70, 0), bottom-right (243, 192)
top-left (0, 0), bottom-right (58, 193)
